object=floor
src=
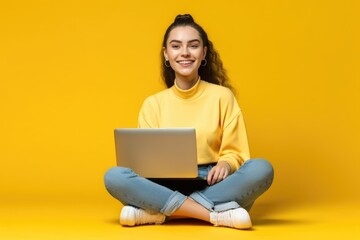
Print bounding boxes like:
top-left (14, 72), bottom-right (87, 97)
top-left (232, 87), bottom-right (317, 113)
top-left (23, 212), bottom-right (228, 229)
top-left (1, 198), bottom-right (359, 240)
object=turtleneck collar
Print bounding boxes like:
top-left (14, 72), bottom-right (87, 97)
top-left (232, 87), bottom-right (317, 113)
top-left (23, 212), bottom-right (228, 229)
top-left (171, 78), bottom-right (206, 100)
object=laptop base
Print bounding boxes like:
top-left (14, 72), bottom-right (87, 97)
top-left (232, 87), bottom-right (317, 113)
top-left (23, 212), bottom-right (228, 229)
top-left (148, 178), bottom-right (208, 196)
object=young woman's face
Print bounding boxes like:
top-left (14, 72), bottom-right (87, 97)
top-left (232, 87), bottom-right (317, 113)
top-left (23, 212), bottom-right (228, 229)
top-left (163, 26), bottom-right (207, 88)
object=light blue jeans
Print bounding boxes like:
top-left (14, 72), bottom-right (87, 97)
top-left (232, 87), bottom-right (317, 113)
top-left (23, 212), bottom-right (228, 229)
top-left (104, 159), bottom-right (274, 216)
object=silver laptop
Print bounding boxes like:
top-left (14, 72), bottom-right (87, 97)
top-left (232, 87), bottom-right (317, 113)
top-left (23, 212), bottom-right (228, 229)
top-left (114, 128), bottom-right (198, 178)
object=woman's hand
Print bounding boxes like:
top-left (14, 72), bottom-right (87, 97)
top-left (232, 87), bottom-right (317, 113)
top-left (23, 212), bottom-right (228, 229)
top-left (207, 161), bottom-right (231, 185)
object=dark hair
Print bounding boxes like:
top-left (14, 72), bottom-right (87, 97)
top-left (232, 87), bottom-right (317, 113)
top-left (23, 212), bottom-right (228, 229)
top-left (161, 14), bottom-right (233, 91)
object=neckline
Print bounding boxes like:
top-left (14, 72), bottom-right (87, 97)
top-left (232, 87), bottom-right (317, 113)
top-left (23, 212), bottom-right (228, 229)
top-left (171, 78), bottom-right (206, 100)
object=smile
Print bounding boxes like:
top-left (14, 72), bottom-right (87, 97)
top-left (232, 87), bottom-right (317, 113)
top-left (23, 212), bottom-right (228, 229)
top-left (177, 60), bottom-right (194, 66)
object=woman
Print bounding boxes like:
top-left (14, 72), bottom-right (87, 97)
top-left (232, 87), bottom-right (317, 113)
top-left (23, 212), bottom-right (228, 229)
top-left (104, 14), bottom-right (274, 229)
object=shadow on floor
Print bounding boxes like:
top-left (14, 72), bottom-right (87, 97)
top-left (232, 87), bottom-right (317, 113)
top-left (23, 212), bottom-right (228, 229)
top-left (252, 218), bottom-right (311, 226)
top-left (105, 201), bottom-right (310, 227)
top-left (250, 200), bottom-right (313, 226)
top-left (105, 217), bottom-right (210, 227)
top-left (250, 200), bottom-right (297, 217)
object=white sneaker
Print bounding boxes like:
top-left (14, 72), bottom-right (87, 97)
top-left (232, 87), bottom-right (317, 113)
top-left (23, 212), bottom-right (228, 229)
top-left (120, 206), bottom-right (166, 226)
top-left (210, 208), bottom-right (252, 229)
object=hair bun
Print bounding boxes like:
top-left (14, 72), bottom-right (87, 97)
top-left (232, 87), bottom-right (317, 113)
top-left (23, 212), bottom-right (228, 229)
top-left (174, 14), bottom-right (194, 24)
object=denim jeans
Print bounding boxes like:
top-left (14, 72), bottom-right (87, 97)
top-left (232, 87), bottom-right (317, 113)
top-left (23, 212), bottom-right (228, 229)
top-left (104, 159), bottom-right (274, 216)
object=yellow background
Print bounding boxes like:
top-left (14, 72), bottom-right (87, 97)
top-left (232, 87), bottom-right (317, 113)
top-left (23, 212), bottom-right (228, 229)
top-left (1, 0), bottom-right (359, 239)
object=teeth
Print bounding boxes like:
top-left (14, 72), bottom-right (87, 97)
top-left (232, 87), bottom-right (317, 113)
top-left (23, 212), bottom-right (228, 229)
top-left (178, 61), bottom-right (192, 64)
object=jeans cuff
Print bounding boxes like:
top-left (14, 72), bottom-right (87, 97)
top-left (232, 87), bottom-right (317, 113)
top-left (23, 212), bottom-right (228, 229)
top-left (189, 191), bottom-right (214, 211)
top-left (214, 201), bottom-right (240, 212)
top-left (160, 191), bottom-right (187, 216)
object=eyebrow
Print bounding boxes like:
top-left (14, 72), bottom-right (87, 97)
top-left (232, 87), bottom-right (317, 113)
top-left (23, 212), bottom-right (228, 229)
top-left (169, 39), bottom-right (201, 44)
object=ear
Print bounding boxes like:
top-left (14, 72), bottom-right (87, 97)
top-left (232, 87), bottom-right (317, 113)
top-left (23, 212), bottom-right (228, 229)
top-left (203, 46), bottom-right (208, 59)
top-left (163, 47), bottom-right (168, 60)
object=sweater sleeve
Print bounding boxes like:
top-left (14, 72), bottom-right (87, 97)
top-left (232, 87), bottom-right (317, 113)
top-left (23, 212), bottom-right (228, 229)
top-left (138, 96), bottom-right (159, 128)
top-left (218, 92), bottom-right (251, 173)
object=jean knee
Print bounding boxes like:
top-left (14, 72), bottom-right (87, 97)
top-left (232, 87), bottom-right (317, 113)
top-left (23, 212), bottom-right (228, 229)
top-left (104, 167), bottom-right (135, 192)
top-left (254, 158), bottom-right (273, 175)
top-left (244, 159), bottom-right (274, 186)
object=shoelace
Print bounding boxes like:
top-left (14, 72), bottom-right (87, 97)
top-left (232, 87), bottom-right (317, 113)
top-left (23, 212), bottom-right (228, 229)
top-left (136, 209), bottom-right (164, 225)
top-left (215, 211), bottom-right (234, 227)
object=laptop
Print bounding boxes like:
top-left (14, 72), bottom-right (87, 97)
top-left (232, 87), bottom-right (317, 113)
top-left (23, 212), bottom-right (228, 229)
top-left (114, 128), bottom-right (199, 179)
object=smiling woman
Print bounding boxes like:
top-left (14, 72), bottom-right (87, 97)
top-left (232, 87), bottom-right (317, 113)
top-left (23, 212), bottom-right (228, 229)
top-left (160, 14), bottom-right (233, 92)
top-left (104, 14), bottom-right (274, 230)
top-left (163, 26), bottom-right (207, 89)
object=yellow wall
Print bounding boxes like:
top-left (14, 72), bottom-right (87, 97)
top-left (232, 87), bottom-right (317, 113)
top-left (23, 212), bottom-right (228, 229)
top-left (1, 0), bottom-right (359, 205)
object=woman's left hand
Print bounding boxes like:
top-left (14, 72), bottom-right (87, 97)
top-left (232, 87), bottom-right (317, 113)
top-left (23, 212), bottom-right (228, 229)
top-left (207, 161), bottom-right (231, 185)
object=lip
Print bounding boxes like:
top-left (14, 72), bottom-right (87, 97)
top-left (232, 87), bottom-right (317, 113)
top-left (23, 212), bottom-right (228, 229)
top-left (177, 60), bottom-right (195, 66)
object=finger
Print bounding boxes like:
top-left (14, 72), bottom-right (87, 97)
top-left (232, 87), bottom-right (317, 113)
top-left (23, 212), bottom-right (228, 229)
top-left (216, 168), bottom-right (226, 183)
top-left (218, 168), bottom-right (226, 181)
top-left (222, 168), bottom-right (229, 179)
top-left (207, 167), bottom-right (215, 185)
top-left (208, 167), bottom-right (218, 185)
top-left (215, 167), bottom-right (229, 183)
top-left (211, 168), bottom-right (221, 185)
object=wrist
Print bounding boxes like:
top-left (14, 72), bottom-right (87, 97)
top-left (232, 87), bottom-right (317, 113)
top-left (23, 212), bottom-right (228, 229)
top-left (218, 161), bottom-right (231, 172)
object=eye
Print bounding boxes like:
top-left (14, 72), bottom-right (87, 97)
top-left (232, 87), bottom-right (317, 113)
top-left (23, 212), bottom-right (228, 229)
top-left (171, 45), bottom-right (180, 49)
top-left (189, 44), bottom-right (199, 49)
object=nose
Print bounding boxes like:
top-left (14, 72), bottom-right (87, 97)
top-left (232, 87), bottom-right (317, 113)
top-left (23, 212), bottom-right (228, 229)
top-left (181, 47), bottom-right (190, 57)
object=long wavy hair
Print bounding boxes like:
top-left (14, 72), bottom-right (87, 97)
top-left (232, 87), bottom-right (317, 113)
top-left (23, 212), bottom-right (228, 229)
top-left (161, 14), bottom-right (233, 91)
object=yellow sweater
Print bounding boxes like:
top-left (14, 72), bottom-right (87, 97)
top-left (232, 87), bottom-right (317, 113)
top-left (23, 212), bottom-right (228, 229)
top-left (138, 79), bottom-right (250, 173)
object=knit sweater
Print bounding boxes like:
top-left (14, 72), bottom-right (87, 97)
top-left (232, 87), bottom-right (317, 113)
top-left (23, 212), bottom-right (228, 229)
top-left (138, 79), bottom-right (250, 173)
